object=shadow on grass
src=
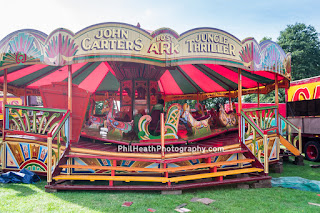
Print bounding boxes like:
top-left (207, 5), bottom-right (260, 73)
top-left (1, 182), bottom-right (38, 197)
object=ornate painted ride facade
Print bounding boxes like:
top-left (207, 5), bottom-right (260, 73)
top-left (0, 23), bottom-right (302, 191)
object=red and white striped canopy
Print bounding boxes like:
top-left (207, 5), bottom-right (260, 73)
top-left (0, 61), bottom-right (288, 99)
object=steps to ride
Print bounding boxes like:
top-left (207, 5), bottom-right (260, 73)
top-left (45, 142), bottom-right (270, 192)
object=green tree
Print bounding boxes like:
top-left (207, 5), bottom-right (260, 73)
top-left (260, 36), bottom-right (272, 42)
top-left (165, 97), bottom-right (237, 111)
top-left (200, 97), bottom-right (237, 110)
top-left (243, 89), bottom-right (285, 103)
top-left (277, 23), bottom-right (320, 80)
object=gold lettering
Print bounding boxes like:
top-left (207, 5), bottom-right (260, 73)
top-left (148, 43), bottom-right (159, 54)
top-left (230, 44), bottom-right (236, 56)
top-left (90, 40), bottom-right (100, 50)
top-left (223, 45), bottom-right (229, 54)
top-left (208, 34), bottom-right (214, 42)
top-left (100, 40), bottom-right (109, 49)
top-left (110, 40), bottom-right (117, 49)
top-left (201, 34), bottom-right (207, 42)
top-left (103, 29), bottom-right (112, 38)
top-left (122, 30), bottom-right (129, 39)
top-left (95, 30), bottom-right (103, 39)
top-left (211, 44), bottom-right (218, 53)
top-left (160, 42), bottom-right (170, 55)
top-left (134, 38), bottom-right (143, 51)
top-left (81, 38), bottom-right (91, 50)
top-left (219, 36), bottom-right (224, 43)
top-left (166, 35), bottom-right (172, 42)
top-left (195, 34), bottom-right (201, 43)
top-left (214, 35), bottom-right (220, 43)
top-left (217, 44), bottom-right (223, 53)
top-left (117, 40), bottom-right (125, 50)
top-left (206, 44), bottom-right (210, 52)
top-left (125, 41), bottom-right (134, 50)
top-left (172, 43), bottom-right (179, 54)
top-left (113, 29), bottom-right (121, 38)
top-left (207, 43), bottom-right (212, 52)
top-left (185, 40), bottom-right (193, 52)
top-left (194, 43), bottom-right (201, 52)
top-left (201, 43), bottom-right (207, 52)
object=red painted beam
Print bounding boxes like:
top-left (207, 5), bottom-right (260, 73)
top-left (66, 154), bottom-right (163, 163)
top-left (5, 130), bottom-right (48, 139)
top-left (263, 127), bottom-right (278, 134)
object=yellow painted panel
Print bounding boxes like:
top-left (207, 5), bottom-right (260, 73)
top-left (287, 81), bottom-right (320, 102)
top-left (0, 97), bottom-right (23, 120)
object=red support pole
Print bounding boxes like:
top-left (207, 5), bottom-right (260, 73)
top-left (68, 65), bottom-right (72, 141)
top-left (213, 166), bottom-right (217, 173)
top-left (2, 69), bottom-right (7, 139)
top-left (164, 163), bottom-right (168, 178)
top-left (163, 163), bottom-right (171, 187)
top-left (275, 73), bottom-right (279, 134)
top-left (213, 166), bottom-right (223, 181)
top-left (257, 83), bottom-right (260, 107)
top-left (275, 74), bottom-right (279, 107)
top-left (207, 157), bottom-right (214, 173)
top-left (161, 113), bottom-right (165, 158)
top-left (110, 159), bottom-right (116, 187)
top-left (238, 68), bottom-right (242, 144)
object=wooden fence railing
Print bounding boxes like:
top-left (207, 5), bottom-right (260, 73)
top-left (4, 105), bottom-right (70, 183)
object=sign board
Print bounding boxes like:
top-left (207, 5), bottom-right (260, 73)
top-left (287, 76), bottom-right (320, 102)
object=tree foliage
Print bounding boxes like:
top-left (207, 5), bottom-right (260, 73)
top-left (260, 36), bottom-right (272, 42)
top-left (277, 23), bottom-right (320, 80)
top-left (201, 97), bottom-right (237, 110)
top-left (243, 89), bottom-right (285, 103)
top-left (165, 97), bottom-right (237, 110)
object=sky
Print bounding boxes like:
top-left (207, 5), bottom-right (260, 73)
top-left (0, 0), bottom-right (319, 42)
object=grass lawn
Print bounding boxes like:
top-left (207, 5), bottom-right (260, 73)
top-left (1, 158), bottom-right (320, 213)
